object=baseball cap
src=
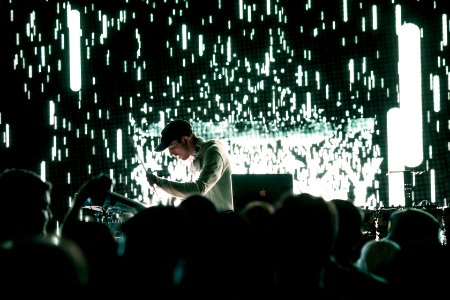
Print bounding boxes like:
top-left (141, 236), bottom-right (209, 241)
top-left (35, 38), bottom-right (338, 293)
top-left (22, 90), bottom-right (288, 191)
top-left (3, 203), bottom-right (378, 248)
top-left (154, 119), bottom-right (193, 152)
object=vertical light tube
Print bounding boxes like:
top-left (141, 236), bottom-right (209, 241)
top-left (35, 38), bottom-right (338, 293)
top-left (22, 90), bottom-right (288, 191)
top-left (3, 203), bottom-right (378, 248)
top-left (68, 9), bottom-right (82, 92)
top-left (433, 75), bottom-right (440, 112)
top-left (343, 0), bottom-right (348, 22)
top-left (387, 108), bottom-right (405, 207)
top-left (266, 0), bottom-right (271, 15)
top-left (49, 101), bottom-right (55, 126)
top-left (372, 5), bottom-right (378, 30)
top-left (198, 34), bottom-right (204, 56)
top-left (430, 169), bottom-right (436, 204)
top-left (5, 124), bottom-right (10, 148)
top-left (442, 14), bottom-right (448, 46)
top-left (348, 59), bottom-right (354, 83)
top-left (398, 23), bottom-right (423, 168)
top-left (182, 24), bottom-right (187, 50)
top-left (239, 0), bottom-right (244, 19)
top-left (117, 129), bottom-right (123, 160)
top-left (40, 161), bottom-right (47, 182)
top-left (227, 36), bottom-right (232, 62)
top-left (306, 92), bottom-right (311, 119)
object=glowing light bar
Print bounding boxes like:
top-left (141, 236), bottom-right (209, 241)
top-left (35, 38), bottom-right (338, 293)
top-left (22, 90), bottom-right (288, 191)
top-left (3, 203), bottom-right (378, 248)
top-left (398, 23), bottom-right (423, 168)
top-left (67, 8), bottom-right (82, 92)
top-left (387, 108), bottom-right (406, 207)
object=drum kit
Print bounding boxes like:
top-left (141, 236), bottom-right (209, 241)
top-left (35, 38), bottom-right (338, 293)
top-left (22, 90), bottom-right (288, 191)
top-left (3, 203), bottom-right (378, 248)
top-left (81, 191), bottom-right (147, 240)
top-left (361, 205), bottom-right (450, 246)
top-left (361, 207), bottom-right (398, 241)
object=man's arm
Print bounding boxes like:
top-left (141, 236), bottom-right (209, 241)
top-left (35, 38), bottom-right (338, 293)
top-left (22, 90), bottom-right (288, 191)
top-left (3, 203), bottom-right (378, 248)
top-left (146, 145), bottom-right (225, 198)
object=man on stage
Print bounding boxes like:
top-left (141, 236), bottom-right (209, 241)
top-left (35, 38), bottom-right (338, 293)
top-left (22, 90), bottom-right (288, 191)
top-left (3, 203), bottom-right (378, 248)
top-left (146, 119), bottom-right (234, 213)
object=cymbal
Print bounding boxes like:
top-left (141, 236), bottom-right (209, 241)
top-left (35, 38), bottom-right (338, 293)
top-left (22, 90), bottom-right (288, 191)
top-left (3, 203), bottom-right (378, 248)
top-left (81, 205), bottom-right (103, 212)
top-left (109, 191), bottom-right (147, 212)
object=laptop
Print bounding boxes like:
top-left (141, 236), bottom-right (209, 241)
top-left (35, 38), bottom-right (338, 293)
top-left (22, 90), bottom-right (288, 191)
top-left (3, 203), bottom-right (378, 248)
top-left (232, 174), bottom-right (294, 212)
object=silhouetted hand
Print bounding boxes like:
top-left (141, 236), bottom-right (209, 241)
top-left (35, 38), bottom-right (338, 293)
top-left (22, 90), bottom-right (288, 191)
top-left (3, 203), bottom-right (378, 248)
top-left (62, 173), bottom-right (113, 227)
top-left (146, 172), bottom-right (157, 186)
top-left (76, 173), bottom-right (113, 206)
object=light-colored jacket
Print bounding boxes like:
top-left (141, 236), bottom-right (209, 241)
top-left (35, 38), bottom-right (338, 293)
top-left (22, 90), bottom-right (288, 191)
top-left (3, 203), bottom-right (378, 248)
top-left (155, 137), bottom-right (234, 212)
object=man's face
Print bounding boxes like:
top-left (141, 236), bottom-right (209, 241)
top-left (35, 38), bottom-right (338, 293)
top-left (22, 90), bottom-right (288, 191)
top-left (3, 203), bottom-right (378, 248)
top-left (167, 139), bottom-right (190, 160)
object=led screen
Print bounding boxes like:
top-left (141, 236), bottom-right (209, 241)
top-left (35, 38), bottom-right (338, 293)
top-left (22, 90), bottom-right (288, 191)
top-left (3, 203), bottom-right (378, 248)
top-left (1, 0), bottom-right (449, 222)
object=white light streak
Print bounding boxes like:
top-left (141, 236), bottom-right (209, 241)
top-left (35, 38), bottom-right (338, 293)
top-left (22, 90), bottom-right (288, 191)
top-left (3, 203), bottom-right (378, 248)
top-left (67, 8), bottom-right (82, 92)
top-left (343, 0), bottom-right (348, 22)
top-left (182, 24), bottom-right (187, 50)
top-left (117, 129), bottom-right (123, 160)
top-left (398, 23), bottom-right (423, 168)
top-left (443, 14), bottom-right (448, 46)
top-left (433, 75), bottom-right (440, 112)
top-left (430, 169), bottom-right (436, 204)
top-left (49, 101), bottom-right (55, 126)
top-left (372, 5), bottom-right (378, 30)
top-left (40, 161), bottom-right (47, 182)
top-left (387, 108), bottom-right (406, 207)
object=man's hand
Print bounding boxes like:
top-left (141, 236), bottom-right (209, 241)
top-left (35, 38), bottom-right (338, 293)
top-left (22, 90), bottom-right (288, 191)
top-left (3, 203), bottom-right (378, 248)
top-left (146, 172), bottom-right (157, 186)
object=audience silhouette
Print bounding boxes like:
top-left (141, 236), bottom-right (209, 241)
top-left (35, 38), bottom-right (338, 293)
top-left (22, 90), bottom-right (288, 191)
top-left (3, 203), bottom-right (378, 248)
top-left (0, 168), bottom-right (54, 243)
top-left (322, 199), bottom-right (391, 299)
top-left (176, 194), bottom-right (222, 298)
top-left (356, 238), bottom-right (400, 280)
top-left (117, 204), bottom-right (190, 298)
top-left (271, 192), bottom-right (338, 299)
top-left (0, 236), bottom-right (89, 298)
top-left (238, 200), bottom-right (276, 300)
top-left (382, 208), bottom-right (449, 298)
top-left (60, 221), bottom-right (119, 297)
top-left (2, 168), bottom-right (449, 299)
